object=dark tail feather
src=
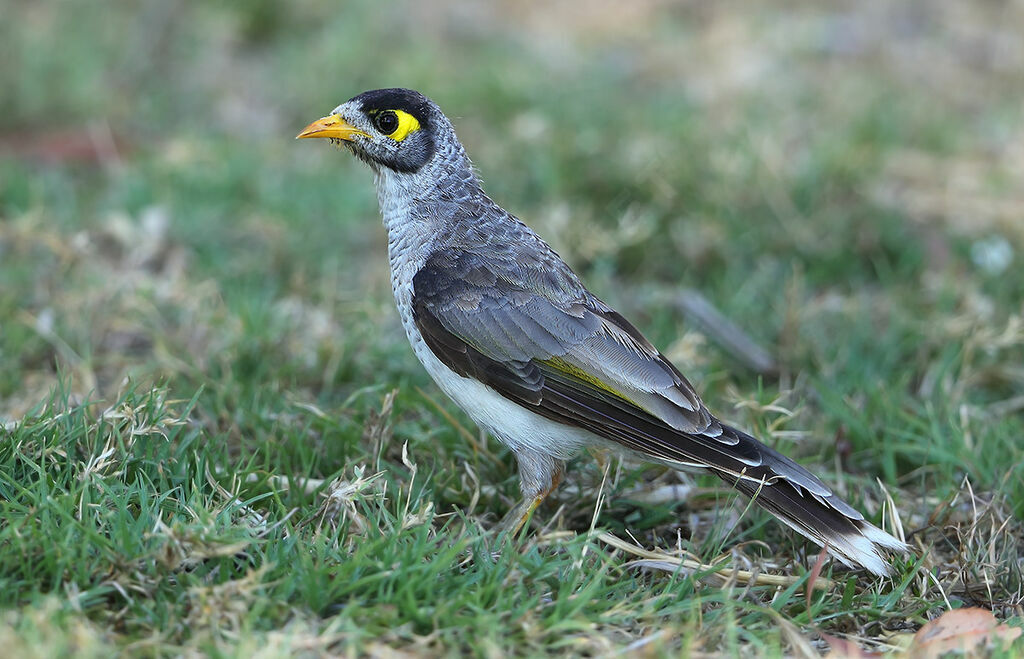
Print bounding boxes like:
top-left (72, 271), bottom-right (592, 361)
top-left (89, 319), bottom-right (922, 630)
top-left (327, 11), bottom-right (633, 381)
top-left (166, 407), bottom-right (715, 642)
top-left (503, 364), bottom-right (907, 574)
top-left (712, 424), bottom-right (907, 576)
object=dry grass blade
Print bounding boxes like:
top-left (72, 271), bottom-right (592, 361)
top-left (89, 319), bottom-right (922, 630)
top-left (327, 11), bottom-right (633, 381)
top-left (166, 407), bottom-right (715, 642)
top-left (762, 608), bottom-right (821, 659)
top-left (309, 466), bottom-right (385, 535)
top-left (597, 532), bottom-right (834, 590)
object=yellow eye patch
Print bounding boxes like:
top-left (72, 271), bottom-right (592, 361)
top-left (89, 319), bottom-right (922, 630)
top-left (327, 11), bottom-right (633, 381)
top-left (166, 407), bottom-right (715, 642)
top-left (370, 109), bottom-right (421, 142)
top-left (388, 110), bottom-right (421, 142)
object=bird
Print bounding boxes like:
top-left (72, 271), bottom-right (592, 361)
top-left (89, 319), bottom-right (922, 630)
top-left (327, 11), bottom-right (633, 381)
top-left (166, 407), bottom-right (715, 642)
top-left (297, 88), bottom-right (908, 576)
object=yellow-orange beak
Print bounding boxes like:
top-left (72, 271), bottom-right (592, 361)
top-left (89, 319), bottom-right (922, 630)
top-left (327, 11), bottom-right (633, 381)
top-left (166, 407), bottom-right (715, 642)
top-left (295, 114), bottom-right (369, 141)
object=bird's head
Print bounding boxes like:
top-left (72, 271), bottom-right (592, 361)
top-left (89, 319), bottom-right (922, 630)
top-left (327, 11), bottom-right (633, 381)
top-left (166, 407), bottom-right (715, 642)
top-left (297, 88), bottom-right (459, 176)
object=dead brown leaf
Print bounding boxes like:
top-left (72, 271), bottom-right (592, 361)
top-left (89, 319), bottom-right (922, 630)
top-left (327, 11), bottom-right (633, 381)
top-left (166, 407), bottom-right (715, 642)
top-left (908, 607), bottom-right (1022, 658)
top-left (822, 632), bottom-right (882, 658)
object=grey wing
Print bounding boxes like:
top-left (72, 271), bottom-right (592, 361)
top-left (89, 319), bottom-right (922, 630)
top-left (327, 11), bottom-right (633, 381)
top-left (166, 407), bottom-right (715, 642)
top-left (411, 246), bottom-right (721, 437)
top-left (412, 246), bottom-right (851, 504)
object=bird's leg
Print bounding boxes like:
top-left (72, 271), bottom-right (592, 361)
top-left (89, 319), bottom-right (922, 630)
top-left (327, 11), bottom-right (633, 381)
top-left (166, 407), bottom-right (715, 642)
top-left (496, 449), bottom-right (564, 539)
top-left (496, 473), bottom-right (563, 538)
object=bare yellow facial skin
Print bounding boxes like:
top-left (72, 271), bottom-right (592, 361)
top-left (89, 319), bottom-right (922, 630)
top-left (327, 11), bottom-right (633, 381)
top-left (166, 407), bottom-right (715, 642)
top-left (383, 109), bottom-right (420, 142)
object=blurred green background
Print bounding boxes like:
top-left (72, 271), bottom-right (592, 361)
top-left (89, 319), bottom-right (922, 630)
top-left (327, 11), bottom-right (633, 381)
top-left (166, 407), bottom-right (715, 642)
top-left (1, 0), bottom-right (1023, 653)
top-left (3, 0), bottom-right (1022, 471)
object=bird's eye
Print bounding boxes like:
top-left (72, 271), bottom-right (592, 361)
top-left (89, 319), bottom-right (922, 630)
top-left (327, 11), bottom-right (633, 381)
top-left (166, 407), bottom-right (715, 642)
top-left (374, 111), bottom-right (399, 135)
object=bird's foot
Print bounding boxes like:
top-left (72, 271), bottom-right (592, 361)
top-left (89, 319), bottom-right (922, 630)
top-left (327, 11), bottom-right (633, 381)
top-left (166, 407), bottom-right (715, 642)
top-left (494, 494), bottom-right (545, 541)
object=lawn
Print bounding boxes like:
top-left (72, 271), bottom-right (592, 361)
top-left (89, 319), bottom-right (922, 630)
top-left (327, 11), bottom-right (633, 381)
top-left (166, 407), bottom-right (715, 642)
top-left (1, 1), bottom-right (1022, 655)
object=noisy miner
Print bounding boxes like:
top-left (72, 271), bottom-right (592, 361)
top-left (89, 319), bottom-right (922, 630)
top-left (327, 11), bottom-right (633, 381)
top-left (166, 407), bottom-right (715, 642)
top-left (297, 88), bottom-right (908, 576)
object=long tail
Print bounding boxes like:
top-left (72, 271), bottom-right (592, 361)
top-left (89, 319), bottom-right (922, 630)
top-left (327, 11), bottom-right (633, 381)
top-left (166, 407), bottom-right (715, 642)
top-left (710, 424), bottom-right (908, 576)
top-left (491, 357), bottom-right (908, 574)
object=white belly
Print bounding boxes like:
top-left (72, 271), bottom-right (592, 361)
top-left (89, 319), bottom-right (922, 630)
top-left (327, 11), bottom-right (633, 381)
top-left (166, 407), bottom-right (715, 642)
top-left (409, 333), bottom-right (596, 460)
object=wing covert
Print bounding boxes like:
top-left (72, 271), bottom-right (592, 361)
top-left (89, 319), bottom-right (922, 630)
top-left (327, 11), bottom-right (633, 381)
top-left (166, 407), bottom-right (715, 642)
top-left (411, 248), bottom-right (718, 436)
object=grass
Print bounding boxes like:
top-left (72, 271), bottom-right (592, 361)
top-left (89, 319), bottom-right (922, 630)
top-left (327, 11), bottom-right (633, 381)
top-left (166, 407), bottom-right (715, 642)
top-left (1, 0), bottom-right (1023, 655)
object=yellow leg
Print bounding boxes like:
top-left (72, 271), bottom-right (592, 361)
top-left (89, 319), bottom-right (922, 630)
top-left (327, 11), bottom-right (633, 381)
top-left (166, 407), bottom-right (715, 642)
top-left (496, 494), bottom-right (545, 538)
top-left (496, 468), bottom-right (563, 538)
